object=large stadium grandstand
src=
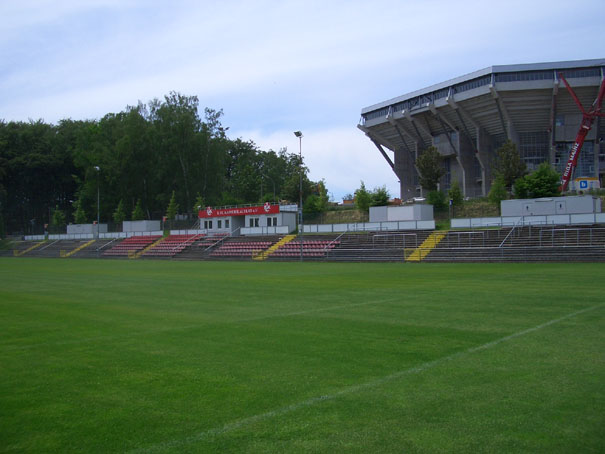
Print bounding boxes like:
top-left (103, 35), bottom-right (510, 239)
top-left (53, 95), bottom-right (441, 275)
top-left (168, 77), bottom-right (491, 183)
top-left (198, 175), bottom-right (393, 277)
top-left (359, 58), bottom-right (605, 200)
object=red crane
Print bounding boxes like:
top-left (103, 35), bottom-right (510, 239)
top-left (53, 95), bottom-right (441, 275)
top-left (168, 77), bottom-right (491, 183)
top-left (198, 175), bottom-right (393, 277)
top-left (558, 72), bottom-right (605, 192)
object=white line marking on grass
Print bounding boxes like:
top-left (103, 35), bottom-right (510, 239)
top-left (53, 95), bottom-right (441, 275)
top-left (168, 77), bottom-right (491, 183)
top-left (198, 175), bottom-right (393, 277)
top-left (233, 297), bottom-right (402, 323)
top-left (127, 302), bottom-right (604, 454)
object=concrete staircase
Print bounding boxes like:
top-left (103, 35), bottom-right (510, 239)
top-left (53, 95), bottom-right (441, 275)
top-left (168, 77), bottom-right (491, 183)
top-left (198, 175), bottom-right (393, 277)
top-left (13, 240), bottom-right (47, 257)
top-left (61, 239), bottom-right (96, 258)
top-left (253, 234), bottom-right (296, 261)
top-left (406, 231), bottom-right (447, 262)
top-left (134, 237), bottom-right (165, 259)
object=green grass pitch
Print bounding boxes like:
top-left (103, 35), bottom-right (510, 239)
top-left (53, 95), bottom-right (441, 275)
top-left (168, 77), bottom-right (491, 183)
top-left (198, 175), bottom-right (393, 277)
top-left (1, 258), bottom-right (604, 453)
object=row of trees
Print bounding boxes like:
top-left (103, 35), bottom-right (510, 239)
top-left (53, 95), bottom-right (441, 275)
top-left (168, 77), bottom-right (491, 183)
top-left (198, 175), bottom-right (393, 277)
top-left (0, 92), bottom-right (325, 234)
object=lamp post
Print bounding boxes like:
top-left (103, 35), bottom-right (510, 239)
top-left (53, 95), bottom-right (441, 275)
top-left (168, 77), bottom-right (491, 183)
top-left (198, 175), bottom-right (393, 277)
top-left (94, 166), bottom-right (100, 238)
top-left (293, 131), bottom-right (303, 261)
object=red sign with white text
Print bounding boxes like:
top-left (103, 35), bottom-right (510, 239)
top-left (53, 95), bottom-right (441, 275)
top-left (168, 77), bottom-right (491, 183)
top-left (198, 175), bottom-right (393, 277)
top-left (199, 203), bottom-right (280, 218)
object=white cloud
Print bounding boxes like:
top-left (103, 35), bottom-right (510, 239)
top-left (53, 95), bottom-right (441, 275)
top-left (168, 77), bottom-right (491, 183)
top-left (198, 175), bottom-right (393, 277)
top-left (1, 0), bottom-right (604, 199)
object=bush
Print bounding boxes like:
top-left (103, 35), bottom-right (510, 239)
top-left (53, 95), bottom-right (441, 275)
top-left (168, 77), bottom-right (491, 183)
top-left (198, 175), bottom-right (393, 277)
top-left (427, 190), bottom-right (447, 212)
top-left (488, 178), bottom-right (508, 212)
top-left (370, 185), bottom-right (390, 207)
top-left (448, 181), bottom-right (463, 207)
top-left (513, 163), bottom-right (560, 198)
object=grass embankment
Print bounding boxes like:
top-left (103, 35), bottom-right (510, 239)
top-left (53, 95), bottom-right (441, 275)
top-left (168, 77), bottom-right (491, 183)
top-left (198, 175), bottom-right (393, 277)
top-left (1, 258), bottom-right (603, 453)
top-left (311, 199), bottom-right (500, 227)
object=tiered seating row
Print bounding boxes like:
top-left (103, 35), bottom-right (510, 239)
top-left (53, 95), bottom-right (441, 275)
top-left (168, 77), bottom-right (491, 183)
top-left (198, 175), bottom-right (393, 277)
top-left (211, 241), bottom-right (274, 257)
top-left (143, 234), bottom-right (204, 257)
top-left (103, 235), bottom-right (162, 256)
top-left (272, 240), bottom-right (340, 257)
top-left (198, 233), bottom-right (229, 248)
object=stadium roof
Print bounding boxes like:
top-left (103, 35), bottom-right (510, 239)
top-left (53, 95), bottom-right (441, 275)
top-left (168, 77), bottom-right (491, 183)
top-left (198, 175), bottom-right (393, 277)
top-left (359, 58), bottom-right (605, 156)
top-left (362, 58), bottom-right (605, 115)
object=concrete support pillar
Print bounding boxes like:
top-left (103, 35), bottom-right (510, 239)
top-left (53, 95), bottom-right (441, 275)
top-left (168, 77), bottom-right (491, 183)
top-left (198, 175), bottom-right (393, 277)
top-left (395, 144), bottom-right (418, 200)
top-left (476, 127), bottom-right (495, 196)
top-left (456, 133), bottom-right (479, 197)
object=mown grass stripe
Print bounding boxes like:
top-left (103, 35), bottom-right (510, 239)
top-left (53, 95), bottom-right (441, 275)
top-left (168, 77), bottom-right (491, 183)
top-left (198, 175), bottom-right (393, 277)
top-left (128, 302), bottom-right (604, 453)
top-left (2, 296), bottom-right (403, 351)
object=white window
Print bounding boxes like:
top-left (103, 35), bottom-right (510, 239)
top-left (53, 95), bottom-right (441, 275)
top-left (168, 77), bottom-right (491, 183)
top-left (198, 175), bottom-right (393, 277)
top-left (225, 219), bottom-right (230, 228)
top-left (217, 220), bottom-right (222, 229)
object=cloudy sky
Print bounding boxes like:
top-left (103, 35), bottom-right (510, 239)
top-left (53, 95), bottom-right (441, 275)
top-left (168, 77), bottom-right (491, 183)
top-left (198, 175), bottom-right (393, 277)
top-left (1, 0), bottom-right (603, 201)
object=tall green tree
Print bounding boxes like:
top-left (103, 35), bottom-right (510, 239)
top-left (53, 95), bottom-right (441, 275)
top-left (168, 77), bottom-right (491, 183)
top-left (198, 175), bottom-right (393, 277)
top-left (493, 140), bottom-right (527, 191)
top-left (416, 147), bottom-right (445, 191)
top-left (52, 205), bottom-right (66, 228)
top-left (354, 181), bottom-right (372, 212)
top-left (113, 200), bottom-right (126, 224)
top-left (131, 199), bottom-right (145, 221)
top-left (72, 198), bottom-right (87, 224)
top-left (303, 195), bottom-right (321, 217)
top-left (150, 92), bottom-right (202, 213)
top-left (193, 193), bottom-right (205, 214)
top-left (281, 172), bottom-right (313, 205)
top-left (315, 180), bottom-right (330, 213)
top-left (166, 191), bottom-right (179, 220)
top-left (1, 119), bottom-right (81, 233)
top-left (303, 180), bottom-right (330, 217)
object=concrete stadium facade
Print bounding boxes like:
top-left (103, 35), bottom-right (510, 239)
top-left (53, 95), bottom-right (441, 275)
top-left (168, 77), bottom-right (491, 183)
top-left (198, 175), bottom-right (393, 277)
top-left (359, 59), bottom-right (605, 200)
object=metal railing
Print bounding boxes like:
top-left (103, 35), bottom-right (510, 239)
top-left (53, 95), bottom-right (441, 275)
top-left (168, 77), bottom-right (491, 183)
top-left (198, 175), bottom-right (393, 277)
top-left (499, 216), bottom-right (524, 248)
top-left (446, 231), bottom-right (486, 248)
top-left (538, 227), bottom-right (605, 247)
top-left (204, 228), bottom-right (241, 252)
top-left (372, 233), bottom-right (418, 249)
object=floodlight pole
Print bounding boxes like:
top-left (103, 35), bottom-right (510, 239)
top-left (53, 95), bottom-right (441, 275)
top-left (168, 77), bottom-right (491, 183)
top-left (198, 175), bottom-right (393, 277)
top-left (294, 131), bottom-right (303, 262)
top-left (94, 166), bottom-right (100, 238)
